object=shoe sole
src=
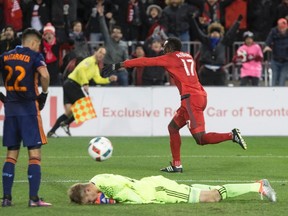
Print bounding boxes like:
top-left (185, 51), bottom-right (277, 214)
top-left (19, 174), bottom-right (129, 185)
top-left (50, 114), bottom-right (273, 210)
top-left (233, 129), bottom-right (247, 150)
top-left (262, 179), bottom-right (277, 202)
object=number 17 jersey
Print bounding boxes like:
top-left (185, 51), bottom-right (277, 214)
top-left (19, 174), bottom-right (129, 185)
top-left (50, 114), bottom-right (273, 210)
top-left (123, 51), bottom-right (207, 97)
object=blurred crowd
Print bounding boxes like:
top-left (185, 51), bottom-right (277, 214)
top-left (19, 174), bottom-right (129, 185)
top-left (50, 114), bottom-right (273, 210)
top-left (0, 0), bottom-right (288, 86)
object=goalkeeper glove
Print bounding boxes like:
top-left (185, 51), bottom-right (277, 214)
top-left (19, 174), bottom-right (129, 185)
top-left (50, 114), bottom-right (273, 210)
top-left (101, 62), bottom-right (122, 77)
top-left (0, 92), bottom-right (6, 103)
top-left (95, 192), bottom-right (116, 204)
top-left (37, 92), bottom-right (48, 111)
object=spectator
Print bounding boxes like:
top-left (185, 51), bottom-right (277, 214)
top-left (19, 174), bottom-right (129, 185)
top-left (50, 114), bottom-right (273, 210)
top-left (0, 0), bottom-right (23, 32)
top-left (113, 0), bottom-right (146, 41)
top-left (263, 18), bottom-right (288, 86)
top-left (234, 31), bottom-right (263, 86)
top-left (142, 0), bottom-right (166, 9)
top-left (143, 4), bottom-right (163, 39)
top-left (98, 4), bottom-right (129, 86)
top-left (0, 25), bottom-right (21, 54)
top-left (247, 0), bottom-right (279, 41)
top-left (50, 0), bottom-right (71, 42)
top-left (199, 0), bottom-right (235, 30)
top-left (191, 15), bottom-right (242, 86)
top-left (69, 20), bottom-right (90, 58)
top-left (85, 0), bottom-right (116, 51)
top-left (141, 38), bottom-right (166, 85)
top-left (21, 0), bottom-right (50, 32)
top-left (160, 0), bottom-right (198, 52)
top-left (41, 22), bottom-right (62, 86)
top-left (224, 0), bottom-right (247, 40)
top-left (275, 0), bottom-right (288, 22)
top-left (130, 43), bottom-right (145, 85)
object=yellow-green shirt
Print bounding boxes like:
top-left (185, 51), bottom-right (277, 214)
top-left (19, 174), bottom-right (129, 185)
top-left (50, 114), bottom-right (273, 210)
top-left (68, 56), bottom-right (110, 86)
top-left (90, 174), bottom-right (192, 204)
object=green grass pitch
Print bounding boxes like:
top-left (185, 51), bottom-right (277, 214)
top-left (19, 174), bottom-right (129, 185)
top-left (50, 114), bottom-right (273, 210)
top-left (0, 136), bottom-right (287, 216)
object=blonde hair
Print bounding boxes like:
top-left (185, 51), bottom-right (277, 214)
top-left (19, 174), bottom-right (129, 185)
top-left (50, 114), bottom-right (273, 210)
top-left (67, 183), bottom-right (89, 204)
top-left (208, 22), bottom-right (225, 36)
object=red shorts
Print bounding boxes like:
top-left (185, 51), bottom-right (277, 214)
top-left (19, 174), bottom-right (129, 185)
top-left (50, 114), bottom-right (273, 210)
top-left (173, 94), bottom-right (207, 134)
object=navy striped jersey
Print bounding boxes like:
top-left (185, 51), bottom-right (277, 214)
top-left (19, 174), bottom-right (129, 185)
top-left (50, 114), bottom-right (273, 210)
top-left (0, 46), bottom-right (47, 116)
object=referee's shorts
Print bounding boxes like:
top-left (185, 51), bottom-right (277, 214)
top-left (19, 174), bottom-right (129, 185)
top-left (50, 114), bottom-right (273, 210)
top-left (63, 79), bottom-right (86, 105)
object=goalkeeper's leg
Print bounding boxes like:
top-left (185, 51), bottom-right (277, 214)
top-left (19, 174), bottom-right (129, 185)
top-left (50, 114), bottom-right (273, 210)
top-left (189, 182), bottom-right (262, 203)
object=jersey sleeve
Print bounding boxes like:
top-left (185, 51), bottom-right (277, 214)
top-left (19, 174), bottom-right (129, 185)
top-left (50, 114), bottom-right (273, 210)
top-left (90, 174), bottom-right (143, 204)
top-left (34, 53), bottom-right (47, 69)
top-left (123, 55), bottom-right (170, 68)
top-left (92, 65), bottom-right (110, 85)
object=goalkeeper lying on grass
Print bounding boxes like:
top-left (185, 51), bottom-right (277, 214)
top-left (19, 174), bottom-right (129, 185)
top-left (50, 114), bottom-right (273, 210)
top-left (68, 174), bottom-right (276, 204)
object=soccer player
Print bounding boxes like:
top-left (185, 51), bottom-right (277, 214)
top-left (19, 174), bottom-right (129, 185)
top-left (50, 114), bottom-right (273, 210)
top-left (68, 174), bottom-right (276, 204)
top-left (47, 46), bottom-right (117, 137)
top-left (0, 28), bottom-right (51, 207)
top-left (101, 37), bottom-right (247, 173)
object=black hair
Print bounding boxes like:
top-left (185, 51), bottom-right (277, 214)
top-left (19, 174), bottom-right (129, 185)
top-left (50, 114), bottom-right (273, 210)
top-left (22, 28), bottom-right (42, 41)
top-left (165, 37), bottom-right (182, 52)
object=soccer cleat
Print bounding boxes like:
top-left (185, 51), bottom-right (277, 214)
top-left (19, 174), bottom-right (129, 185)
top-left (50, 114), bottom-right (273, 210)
top-left (28, 198), bottom-right (52, 207)
top-left (60, 121), bottom-right (71, 136)
top-left (258, 179), bottom-right (277, 202)
top-left (232, 128), bottom-right (247, 150)
top-left (160, 162), bottom-right (183, 173)
top-left (47, 131), bottom-right (59, 138)
top-left (1, 198), bottom-right (12, 207)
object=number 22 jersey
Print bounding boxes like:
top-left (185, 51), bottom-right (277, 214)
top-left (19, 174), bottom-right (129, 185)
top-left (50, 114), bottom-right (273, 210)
top-left (0, 46), bottom-right (47, 116)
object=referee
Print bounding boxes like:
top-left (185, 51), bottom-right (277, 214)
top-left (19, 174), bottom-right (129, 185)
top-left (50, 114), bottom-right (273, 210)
top-left (47, 46), bottom-right (117, 137)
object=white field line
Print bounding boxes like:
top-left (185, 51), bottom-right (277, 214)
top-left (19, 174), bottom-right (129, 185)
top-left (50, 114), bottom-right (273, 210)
top-left (0, 155), bottom-right (287, 159)
top-left (2, 179), bottom-right (288, 184)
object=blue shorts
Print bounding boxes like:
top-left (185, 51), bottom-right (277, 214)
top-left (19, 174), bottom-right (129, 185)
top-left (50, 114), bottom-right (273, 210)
top-left (3, 115), bottom-right (47, 148)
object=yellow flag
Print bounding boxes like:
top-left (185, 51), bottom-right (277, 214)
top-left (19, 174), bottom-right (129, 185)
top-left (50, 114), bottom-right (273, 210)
top-left (71, 97), bottom-right (97, 123)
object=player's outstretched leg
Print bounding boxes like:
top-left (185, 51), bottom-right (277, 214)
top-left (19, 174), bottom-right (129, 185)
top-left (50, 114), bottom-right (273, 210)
top-left (232, 128), bottom-right (247, 150)
top-left (258, 179), bottom-right (277, 202)
top-left (160, 162), bottom-right (183, 173)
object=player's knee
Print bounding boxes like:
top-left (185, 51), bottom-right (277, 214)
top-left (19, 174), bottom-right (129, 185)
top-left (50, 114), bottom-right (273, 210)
top-left (194, 136), bottom-right (204, 145)
top-left (29, 157), bottom-right (41, 165)
top-left (168, 124), bottom-right (179, 134)
top-left (211, 190), bottom-right (221, 202)
top-left (193, 133), bottom-right (205, 145)
top-left (5, 157), bottom-right (17, 164)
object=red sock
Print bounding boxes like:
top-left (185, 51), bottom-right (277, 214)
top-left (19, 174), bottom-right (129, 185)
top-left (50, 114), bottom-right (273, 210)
top-left (168, 126), bottom-right (181, 166)
top-left (200, 132), bottom-right (232, 145)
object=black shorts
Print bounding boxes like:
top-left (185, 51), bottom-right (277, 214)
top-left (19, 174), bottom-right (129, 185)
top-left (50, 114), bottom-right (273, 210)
top-left (63, 79), bottom-right (86, 105)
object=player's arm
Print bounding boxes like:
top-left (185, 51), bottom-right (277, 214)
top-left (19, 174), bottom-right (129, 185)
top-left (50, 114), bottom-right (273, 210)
top-left (101, 56), bottom-right (168, 77)
top-left (123, 56), bottom-right (168, 68)
top-left (37, 66), bottom-right (50, 110)
top-left (95, 192), bottom-right (116, 204)
top-left (38, 66), bottom-right (50, 93)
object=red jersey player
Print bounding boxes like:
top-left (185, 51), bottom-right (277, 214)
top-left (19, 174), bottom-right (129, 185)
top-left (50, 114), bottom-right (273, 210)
top-left (102, 37), bottom-right (247, 173)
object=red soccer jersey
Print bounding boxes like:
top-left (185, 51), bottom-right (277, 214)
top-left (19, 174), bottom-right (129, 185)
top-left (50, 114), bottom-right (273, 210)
top-left (123, 51), bottom-right (207, 97)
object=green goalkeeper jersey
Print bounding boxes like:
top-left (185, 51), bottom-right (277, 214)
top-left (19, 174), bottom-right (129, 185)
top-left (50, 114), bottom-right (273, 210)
top-left (90, 174), bottom-right (193, 204)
